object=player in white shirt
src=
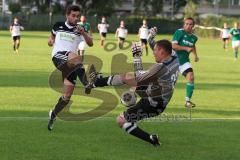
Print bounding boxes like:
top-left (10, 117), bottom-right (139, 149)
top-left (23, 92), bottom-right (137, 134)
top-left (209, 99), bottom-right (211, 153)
top-left (9, 17), bottom-right (24, 53)
top-left (47, 5), bottom-right (93, 131)
top-left (138, 19), bottom-right (149, 55)
top-left (220, 23), bottom-right (230, 50)
top-left (115, 20), bottom-right (128, 49)
top-left (98, 17), bottom-right (109, 46)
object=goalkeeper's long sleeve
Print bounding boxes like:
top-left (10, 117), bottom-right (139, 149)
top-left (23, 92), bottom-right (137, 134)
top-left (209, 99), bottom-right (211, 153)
top-left (148, 35), bottom-right (156, 50)
top-left (133, 56), bottom-right (144, 78)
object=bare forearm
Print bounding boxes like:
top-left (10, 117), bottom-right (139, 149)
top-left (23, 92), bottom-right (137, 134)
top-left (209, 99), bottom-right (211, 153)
top-left (193, 46), bottom-right (198, 57)
top-left (48, 35), bottom-right (55, 46)
top-left (82, 32), bottom-right (93, 46)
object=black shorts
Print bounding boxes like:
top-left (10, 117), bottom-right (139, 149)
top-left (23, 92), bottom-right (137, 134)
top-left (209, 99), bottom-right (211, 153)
top-left (101, 32), bottom-right (107, 38)
top-left (140, 39), bottom-right (147, 45)
top-left (119, 37), bottom-right (125, 41)
top-left (182, 68), bottom-right (193, 77)
top-left (123, 97), bottom-right (165, 122)
top-left (52, 51), bottom-right (77, 85)
top-left (13, 36), bottom-right (20, 41)
top-left (222, 38), bottom-right (229, 42)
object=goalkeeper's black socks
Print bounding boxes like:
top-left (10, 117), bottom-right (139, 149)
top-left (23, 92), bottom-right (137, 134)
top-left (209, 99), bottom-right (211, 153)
top-left (94, 75), bottom-right (124, 87)
top-left (123, 122), bottom-right (155, 145)
top-left (94, 76), bottom-right (110, 87)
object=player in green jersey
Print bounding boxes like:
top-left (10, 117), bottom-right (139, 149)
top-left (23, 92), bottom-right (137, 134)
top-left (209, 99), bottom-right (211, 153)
top-left (229, 22), bottom-right (240, 60)
top-left (78, 15), bottom-right (92, 61)
top-left (172, 17), bottom-right (199, 108)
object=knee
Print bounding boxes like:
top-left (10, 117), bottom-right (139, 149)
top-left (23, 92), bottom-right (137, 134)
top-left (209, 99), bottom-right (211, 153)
top-left (63, 92), bottom-right (72, 100)
top-left (187, 73), bottom-right (194, 82)
top-left (116, 114), bottom-right (126, 128)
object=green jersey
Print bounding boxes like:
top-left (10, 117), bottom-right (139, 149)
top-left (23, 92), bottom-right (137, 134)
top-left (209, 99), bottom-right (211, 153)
top-left (229, 28), bottom-right (240, 41)
top-left (172, 29), bottom-right (198, 65)
top-left (78, 22), bottom-right (91, 33)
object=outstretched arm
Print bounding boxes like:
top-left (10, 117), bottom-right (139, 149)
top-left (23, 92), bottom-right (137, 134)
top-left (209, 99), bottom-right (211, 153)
top-left (192, 45), bottom-right (199, 62)
top-left (115, 29), bottom-right (118, 38)
top-left (148, 27), bottom-right (157, 50)
top-left (9, 26), bottom-right (12, 33)
top-left (48, 34), bottom-right (55, 46)
top-left (78, 26), bottom-right (93, 47)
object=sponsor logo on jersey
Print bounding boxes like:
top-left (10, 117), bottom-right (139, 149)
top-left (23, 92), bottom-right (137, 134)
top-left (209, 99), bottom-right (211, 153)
top-left (182, 39), bottom-right (194, 46)
top-left (59, 32), bottom-right (75, 42)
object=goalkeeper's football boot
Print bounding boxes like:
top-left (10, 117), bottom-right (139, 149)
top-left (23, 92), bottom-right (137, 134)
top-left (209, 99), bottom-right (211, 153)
top-left (85, 64), bottom-right (97, 94)
top-left (150, 134), bottom-right (161, 147)
top-left (47, 110), bottom-right (56, 131)
top-left (185, 101), bottom-right (196, 108)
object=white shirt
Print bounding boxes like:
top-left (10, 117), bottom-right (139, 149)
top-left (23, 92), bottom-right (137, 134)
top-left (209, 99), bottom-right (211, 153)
top-left (98, 23), bottom-right (109, 33)
top-left (51, 22), bottom-right (84, 57)
top-left (11, 23), bottom-right (23, 37)
top-left (222, 28), bottom-right (230, 38)
top-left (139, 26), bottom-right (149, 39)
top-left (117, 27), bottom-right (128, 38)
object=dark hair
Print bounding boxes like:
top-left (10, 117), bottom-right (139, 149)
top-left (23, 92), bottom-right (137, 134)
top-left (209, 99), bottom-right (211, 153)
top-left (66, 5), bottom-right (80, 15)
top-left (155, 39), bottom-right (172, 54)
top-left (184, 17), bottom-right (195, 25)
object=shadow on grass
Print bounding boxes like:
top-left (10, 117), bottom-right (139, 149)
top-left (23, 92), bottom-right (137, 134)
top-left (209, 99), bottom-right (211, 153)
top-left (0, 104), bottom-right (239, 121)
top-left (0, 69), bottom-right (239, 90)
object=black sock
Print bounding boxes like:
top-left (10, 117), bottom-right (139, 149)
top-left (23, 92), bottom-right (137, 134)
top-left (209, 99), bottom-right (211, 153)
top-left (52, 96), bottom-right (69, 119)
top-left (94, 76), bottom-right (110, 87)
top-left (75, 66), bottom-right (88, 86)
top-left (146, 47), bottom-right (148, 56)
top-left (13, 44), bottom-right (16, 51)
top-left (123, 122), bottom-right (152, 144)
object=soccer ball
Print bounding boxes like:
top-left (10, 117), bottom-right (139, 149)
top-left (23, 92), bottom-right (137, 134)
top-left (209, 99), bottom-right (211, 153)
top-left (120, 90), bottom-right (137, 107)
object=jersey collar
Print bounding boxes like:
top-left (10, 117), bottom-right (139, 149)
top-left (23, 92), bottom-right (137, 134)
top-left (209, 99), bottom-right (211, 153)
top-left (65, 21), bottom-right (75, 29)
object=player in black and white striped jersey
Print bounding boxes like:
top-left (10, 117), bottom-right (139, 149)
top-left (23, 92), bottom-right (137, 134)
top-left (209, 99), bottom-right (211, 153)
top-left (47, 5), bottom-right (93, 131)
top-left (9, 17), bottom-right (24, 53)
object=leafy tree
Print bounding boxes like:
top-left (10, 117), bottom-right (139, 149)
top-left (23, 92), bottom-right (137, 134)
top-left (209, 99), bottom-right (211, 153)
top-left (9, 2), bottom-right (21, 14)
top-left (184, 0), bottom-right (198, 19)
top-left (75, 0), bottom-right (121, 16)
top-left (134, 0), bottom-right (163, 16)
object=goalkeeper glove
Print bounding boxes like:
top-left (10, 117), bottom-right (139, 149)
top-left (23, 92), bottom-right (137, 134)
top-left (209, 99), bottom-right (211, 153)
top-left (149, 27), bottom-right (157, 38)
top-left (131, 43), bottom-right (142, 57)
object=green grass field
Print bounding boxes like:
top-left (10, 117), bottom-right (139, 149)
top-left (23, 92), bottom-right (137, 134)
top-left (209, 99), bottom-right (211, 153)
top-left (0, 31), bottom-right (240, 160)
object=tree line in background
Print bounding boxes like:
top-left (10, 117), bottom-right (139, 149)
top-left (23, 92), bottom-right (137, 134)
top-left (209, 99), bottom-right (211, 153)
top-left (5, 0), bottom-right (240, 37)
top-left (8, 0), bottom-right (218, 16)
top-left (9, 0), bottom-right (122, 16)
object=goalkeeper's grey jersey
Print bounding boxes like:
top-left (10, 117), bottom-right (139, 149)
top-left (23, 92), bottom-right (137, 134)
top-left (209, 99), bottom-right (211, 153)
top-left (135, 55), bottom-right (179, 107)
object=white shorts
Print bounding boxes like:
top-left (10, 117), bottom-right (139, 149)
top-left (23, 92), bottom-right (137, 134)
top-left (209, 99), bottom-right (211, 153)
top-left (232, 40), bottom-right (240, 48)
top-left (179, 62), bottom-right (192, 74)
top-left (78, 41), bottom-right (86, 50)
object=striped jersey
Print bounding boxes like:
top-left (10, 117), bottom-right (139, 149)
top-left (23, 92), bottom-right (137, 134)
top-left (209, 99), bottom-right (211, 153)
top-left (51, 21), bottom-right (84, 57)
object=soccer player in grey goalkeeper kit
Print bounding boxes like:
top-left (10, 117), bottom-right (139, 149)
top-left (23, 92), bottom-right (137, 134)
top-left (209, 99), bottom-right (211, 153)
top-left (87, 28), bottom-right (179, 146)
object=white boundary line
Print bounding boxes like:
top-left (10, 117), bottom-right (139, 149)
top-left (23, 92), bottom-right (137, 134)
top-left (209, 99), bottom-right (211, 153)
top-left (0, 116), bottom-right (240, 122)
